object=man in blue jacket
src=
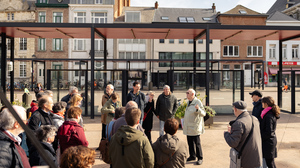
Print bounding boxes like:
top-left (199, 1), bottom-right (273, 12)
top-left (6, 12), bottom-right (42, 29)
top-left (249, 90), bottom-right (263, 121)
top-left (127, 81), bottom-right (145, 125)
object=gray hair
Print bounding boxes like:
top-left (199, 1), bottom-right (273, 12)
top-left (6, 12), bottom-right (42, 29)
top-left (69, 86), bottom-right (78, 94)
top-left (44, 90), bottom-right (53, 96)
top-left (0, 105), bottom-right (26, 130)
top-left (36, 125), bottom-right (57, 142)
top-left (52, 101), bottom-right (67, 113)
top-left (163, 85), bottom-right (170, 90)
top-left (107, 84), bottom-right (114, 91)
top-left (125, 101), bottom-right (138, 110)
top-left (189, 89), bottom-right (196, 97)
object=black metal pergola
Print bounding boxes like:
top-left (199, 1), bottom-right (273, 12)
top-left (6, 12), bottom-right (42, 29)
top-left (1, 22), bottom-right (300, 118)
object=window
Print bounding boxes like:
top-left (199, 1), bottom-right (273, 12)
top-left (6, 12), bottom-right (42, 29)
top-left (239, 10), bottom-right (247, 14)
top-left (169, 39), bottom-right (174, 44)
top-left (95, 0), bottom-right (103, 4)
top-left (223, 64), bottom-right (230, 80)
top-left (7, 62), bottom-right (12, 77)
top-left (159, 39), bottom-right (164, 43)
top-left (74, 39), bottom-right (85, 51)
top-left (20, 38), bottom-right (27, 50)
top-left (53, 39), bottom-right (63, 51)
top-left (11, 13), bottom-right (14, 20)
top-left (202, 17), bottom-right (212, 21)
top-left (20, 62), bottom-right (26, 77)
top-left (158, 52), bottom-right (212, 67)
top-left (119, 52), bottom-right (145, 59)
top-left (7, 13), bottom-right (10, 20)
top-left (247, 46), bottom-right (263, 57)
top-left (7, 39), bottom-right (11, 50)
top-left (269, 44), bottom-right (276, 59)
top-left (37, 0), bottom-right (47, 3)
top-left (140, 52), bottom-right (145, 59)
top-left (126, 52), bottom-right (131, 59)
top-left (198, 39), bottom-right (203, 44)
top-left (186, 17), bottom-right (195, 23)
top-left (95, 39), bottom-right (104, 51)
top-left (234, 65), bottom-right (241, 70)
top-left (125, 12), bottom-right (140, 22)
top-left (283, 44), bottom-right (287, 59)
top-left (188, 39), bottom-right (194, 44)
top-left (91, 12), bottom-right (107, 23)
top-left (292, 44), bottom-right (299, 58)
top-left (223, 45), bottom-right (239, 56)
top-left (178, 17), bottom-right (187, 22)
top-left (179, 39), bottom-right (184, 44)
top-left (119, 52), bottom-right (125, 59)
top-left (74, 12), bottom-right (86, 23)
top-left (53, 12), bottom-right (63, 23)
top-left (7, 13), bottom-right (14, 20)
top-left (38, 12), bottom-right (46, 23)
top-left (38, 38), bottom-right (46, 51)
top-left (209, 39), bottom-right (213, 43)
top-left (161, 16), bottom-right (169, 20)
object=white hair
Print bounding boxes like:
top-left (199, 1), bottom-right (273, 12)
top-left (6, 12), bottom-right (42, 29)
top-left (36, 125), bottom-right (57, 142)
top-left (163, 85), bottom-right (170, 89)
top-left (189, 89), bottom-right (196, 97)
top-left (107, 84), bottom-right (114, 91)
top-left (69, 86), bottom-right (78, 94)
top-left (125, 101), bottom-right (138, 110)
top-left (0, 105), bottom-right (26, 130)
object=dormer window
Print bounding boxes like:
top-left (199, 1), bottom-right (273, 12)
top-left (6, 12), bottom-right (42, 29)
top-left (126, 11), bottom-right (140, 23)
top-left (186, 17), bottom-right (195, 22)
top-left (178, 17), bottom-right (187, 22)
top-left (161, 16), bottom-right (169, 20)
top-left (239, 10), bottom-right (247, 14)
top-left (202, 17), bottom-right (212, 21)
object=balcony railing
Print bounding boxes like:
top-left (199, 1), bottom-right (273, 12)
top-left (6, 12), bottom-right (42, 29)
top-left (69, 0), bottom-right (114, 4)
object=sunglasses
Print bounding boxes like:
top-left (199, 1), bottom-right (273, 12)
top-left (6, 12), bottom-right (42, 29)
top-left (186, 92), bottom-right (190, 94)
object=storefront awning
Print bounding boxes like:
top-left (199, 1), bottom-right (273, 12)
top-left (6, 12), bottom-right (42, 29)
top-left (292, 68), bottom-right (300, 74)
top-left (269, 68), bottom-right (292, 75)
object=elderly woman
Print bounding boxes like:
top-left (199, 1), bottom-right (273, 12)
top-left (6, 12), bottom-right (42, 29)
top-left (60, 145), bottom-right (95, 168)
top-left (52, 101), bottom-right (67, 129)
top-left (101, 93), bottom-right (121, 125)
top-left (29, 125), bottom-right (58, 167)
top-left (68, 94), bottom-right (84, 126)
top-left (57, 107), bottom-right (88, 154)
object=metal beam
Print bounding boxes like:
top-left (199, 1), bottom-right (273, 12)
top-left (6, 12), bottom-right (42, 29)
top-left (56, 28), bottom-right (74, 38)
top-left (94, 28), bottom-right (106, 40)
top-left (205, 26), bottom-right (210, 106)
top-left (193, 39), bottom-right (196, 90)
top-left (224, 30), bottom-right (243, 40)
top-left (278, 40), bottom-right (283, 107)
top-left (281, 34), bottom-right (300, 42)
top-left (254, 31), bottom-right (278, 40)
top-left (10, 38), bottom-right (14, 103)
top-left (194, 29), bottom-right (206, 40)
top-left (1, 33), bottom-right (7, 95)
top-left (91, 27), bottom-right (95, 119)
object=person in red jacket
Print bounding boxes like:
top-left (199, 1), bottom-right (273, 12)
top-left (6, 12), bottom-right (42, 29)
top-left (57, 107), bottom-right (88, 154)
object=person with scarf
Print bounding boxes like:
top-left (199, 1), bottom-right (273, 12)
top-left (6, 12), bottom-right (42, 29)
top-left (261, 96), bottom-right (280, 168)
top-left (101, 93), bottom-right (122, 127)
top-left (142, 91), bottom-right (156, 143)
top-left (52, 101), bottom-right (67, 129)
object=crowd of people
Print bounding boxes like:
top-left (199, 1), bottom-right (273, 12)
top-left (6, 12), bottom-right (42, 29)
top-left (0, 80), bottom-right (280, 168)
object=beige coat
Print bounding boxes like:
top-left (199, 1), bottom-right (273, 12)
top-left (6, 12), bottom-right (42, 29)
top-left (101, 99), bottom-right (121, 125)
top-left (183, 97), bottom-right (206, 136)
top-left (101, 94), bottom-right (110, 124)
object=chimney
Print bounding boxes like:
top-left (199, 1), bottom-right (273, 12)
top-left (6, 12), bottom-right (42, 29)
top-left (212, 3), bottom-right (216, 13)
top-left (155, 1), bottom-right (158, 9)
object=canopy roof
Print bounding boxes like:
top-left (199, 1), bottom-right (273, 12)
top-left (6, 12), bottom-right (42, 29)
top-left (1, 22), bottom-right (300, 41)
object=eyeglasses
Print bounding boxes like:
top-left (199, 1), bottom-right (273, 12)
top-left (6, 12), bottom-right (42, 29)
top-left (186, 92), bottom-right (190, 94)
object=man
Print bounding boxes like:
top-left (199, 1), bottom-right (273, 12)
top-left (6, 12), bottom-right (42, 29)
top-left (61, 86), bottom-right (78, 104)
top-left (183, 89), bottom-right (206, 165)
top-left (152, 118), bottom-right (187, 168)
top-left (109, 108), bottom-right (154, 168)
top-left (127, 81), bottom-right (145, 124)
top-left (156, 85), bottom-right (178, 136)
top-left (0, 105), bottom-right (31, 168)
top-left (111, 101), bottom-right (144, 136)
top-left (224, 101), bottom-right (262, 168)
top-left (101, 84), bottom-right (114, 140)
top-left (249, 90), bottom-right (263, 121)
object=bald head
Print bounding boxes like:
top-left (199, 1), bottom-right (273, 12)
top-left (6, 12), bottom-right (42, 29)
top-left (125, 101), bottom-right (138, 110)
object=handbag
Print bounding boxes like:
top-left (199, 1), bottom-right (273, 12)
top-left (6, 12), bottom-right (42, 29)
top-left (99, 125), bottom-right (112, 164)
top-left (230, 116), bottom-right (254, 168)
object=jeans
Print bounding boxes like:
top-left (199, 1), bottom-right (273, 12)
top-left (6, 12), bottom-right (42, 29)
top-left (159, 120), bottom-right (165, 137)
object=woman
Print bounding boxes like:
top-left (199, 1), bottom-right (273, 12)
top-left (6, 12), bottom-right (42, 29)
top-left (261, 96), bottom-right (280, 168)
top-left (69, 94), bottom-right (83, 126)
top-left (57, 107), bottom-right (89, 154)
top-left (60, 145), bottom-right (95, 168)
top-left (29, 125), bottom-right (58, 167)
top-left (52, 101), bottom-right (67, 129)
top-left (34, 83), bottom-right (43, 98)
top-left (101, 93), bottom-right (121, 126)
top-left (106, 107), bottom-right (125, 141)
top-left (142, 91), bottom-right (156, 143)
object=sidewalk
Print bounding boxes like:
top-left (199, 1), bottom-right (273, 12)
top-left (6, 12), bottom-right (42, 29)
top-left (84, 110), bottom-right (300, 168)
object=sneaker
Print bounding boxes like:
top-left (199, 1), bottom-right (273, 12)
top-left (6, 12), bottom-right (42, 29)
top-left (187, 157), bottom-right (196, 162)
top-left (195, 159), bottom-right (203, 165)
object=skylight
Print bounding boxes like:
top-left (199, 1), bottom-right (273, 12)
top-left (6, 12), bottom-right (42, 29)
top-left (178, 17), bottom-right (187, 22)
top-left (161, 16), bottom-right (169, 20)
top-left (187, 17), bottom-right (195, 23)
top-left (202, 17), bottom-right (212, 21)
top-left (239, 10), bottom-right (247, 14)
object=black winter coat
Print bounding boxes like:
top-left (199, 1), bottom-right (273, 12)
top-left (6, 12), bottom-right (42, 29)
top-left (156, 93), bottom-right (178, 121)
top-left (0, 131), bottom-right (25, 168)
top-left (142, 100), bottom-right (155, 130)
top-left (252, 99), bottom-right (263, 121)
top-left (260, 110), bottom-right (279, 159)
top-left (29, 141), bottom-right (58, 167)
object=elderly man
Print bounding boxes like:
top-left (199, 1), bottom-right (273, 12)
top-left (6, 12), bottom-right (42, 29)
top-left (101, 84), bottom-right (114, 140)
top-left (61, 86), bottom-right (78, 104)
top-left (127, 81), bottom-right (145, 125)
top-left (156, 85), bottom-right (178, 136)
top-left (224, 101), bottom-right (262, 168)
top-left (183, 89), bottom-right (206, 165)
top-left (249, 90), bottom-right (263, 121)
top-left (0, 105), bottom-right (31, 168)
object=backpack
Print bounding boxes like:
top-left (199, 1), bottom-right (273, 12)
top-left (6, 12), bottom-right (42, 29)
top-left (99, 126), bottom-right (112, 164)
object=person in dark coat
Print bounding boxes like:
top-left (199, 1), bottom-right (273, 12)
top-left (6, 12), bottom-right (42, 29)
top-left (0, 106), bottom-right (31, 168)
top-left (34, 83), bottom-right (43, 98)
top-left (29, 125), bottom-right (58, 167)
top-left (142, 91), bottom-right (156, 143)
top-left (127, 81), bottom-right (146, 125)
top-left (261, 96), bottom-right (280, 168)
top-left (249, 90), bottom-right (263, 121)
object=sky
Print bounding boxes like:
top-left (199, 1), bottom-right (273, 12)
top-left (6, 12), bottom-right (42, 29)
top-left (130, 0), bottom-right (277, 14)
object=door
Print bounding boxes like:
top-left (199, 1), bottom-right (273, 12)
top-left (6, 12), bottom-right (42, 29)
top-left (243, 63), bottom-right (252, 86)
top-left (37, 63), bottom-right (44, 86)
